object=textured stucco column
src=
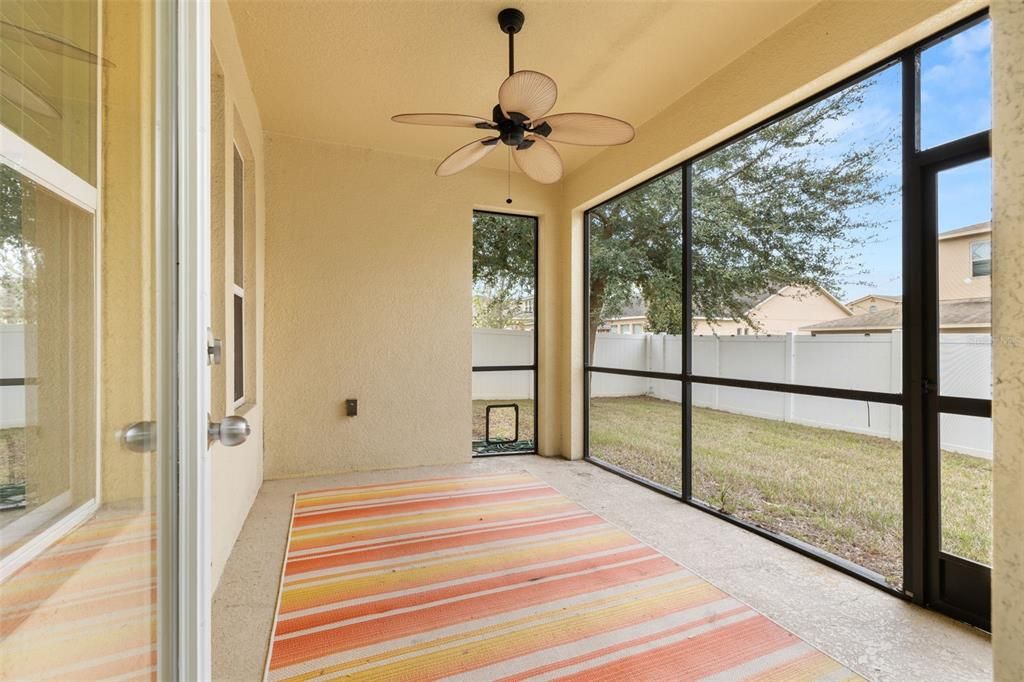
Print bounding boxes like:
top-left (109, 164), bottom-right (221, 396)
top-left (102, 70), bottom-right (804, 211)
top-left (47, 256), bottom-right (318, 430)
top-left (992, 1), bottom-right (1024, 679)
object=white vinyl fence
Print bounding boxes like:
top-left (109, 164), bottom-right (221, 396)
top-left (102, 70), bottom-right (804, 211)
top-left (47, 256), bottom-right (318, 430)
top-left (0, 325), bottom-right (26, 429)
top-left (472, 327), bottom-right (993, 458)
top-left (4, 322), bottom-right (991, 458)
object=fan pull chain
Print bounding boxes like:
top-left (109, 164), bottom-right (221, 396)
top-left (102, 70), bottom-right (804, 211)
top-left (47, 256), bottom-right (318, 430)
top-left (506, 146), bottom-right (512, 204)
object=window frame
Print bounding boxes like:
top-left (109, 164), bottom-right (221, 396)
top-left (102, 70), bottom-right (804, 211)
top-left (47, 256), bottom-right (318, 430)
top-left (581, 9), bottom-right (992, 630)
top-left (970, 238), bottom-right (992, 278)
top-left (230, 144), bottom-right (246, 410)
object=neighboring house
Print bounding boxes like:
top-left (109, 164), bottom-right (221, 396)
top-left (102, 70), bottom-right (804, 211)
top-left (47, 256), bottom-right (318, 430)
top-left (802, 298), bottom-right (991, 335)
top-left (599, 285), bottom-right (851, 336)
top-left (509, 296), bottom-right (535, 330)
top-left (600, 299), bottom-right (648, 334)
top-left (846, 294), bottom-right (902, 315)
top-left (938, 222), bottom-right (991, 300)
top-left (473, 293), bottom-right (535, 331)
top-left (804, 222), bottom-right (992, 335)
top-left (692, 285), bottom-right (852, 336)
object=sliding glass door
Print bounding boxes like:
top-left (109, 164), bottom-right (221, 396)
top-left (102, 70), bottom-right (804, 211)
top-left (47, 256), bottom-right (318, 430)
top-left (472, 211), bottom-right (538, 455)
top-left (583, 12), bottom-right (992, 629)
top-left (1, 0), bottom-right (184, 677)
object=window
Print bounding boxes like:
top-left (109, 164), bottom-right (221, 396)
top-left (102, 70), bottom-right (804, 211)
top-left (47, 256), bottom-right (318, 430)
top-left (971, 239), bottom-right (991, 277)
top-left (232, 146), bottom-right (245, 405)
top-left (472, 211), bottom-right (537, 455)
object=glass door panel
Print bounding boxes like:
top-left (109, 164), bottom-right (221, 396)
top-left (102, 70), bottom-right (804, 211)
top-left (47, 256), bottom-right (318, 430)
top-left (0, 1), bottom-right (176, 678)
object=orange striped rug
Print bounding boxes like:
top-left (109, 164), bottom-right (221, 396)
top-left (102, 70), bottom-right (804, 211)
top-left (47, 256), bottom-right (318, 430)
top-left (0, 507), bottom-right (156, 681)
top-left (265, 472), bottom-right (861, 681)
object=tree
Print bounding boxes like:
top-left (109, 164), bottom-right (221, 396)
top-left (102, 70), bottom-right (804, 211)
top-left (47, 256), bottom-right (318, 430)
top-left (472, 212), bottom-right (535, 329)
top-left (586, 78), bottom-right (896, 359)
top-left (587, 170), bottom-right (683, 354)
top-left (0, 166), bottom-right (35, 325)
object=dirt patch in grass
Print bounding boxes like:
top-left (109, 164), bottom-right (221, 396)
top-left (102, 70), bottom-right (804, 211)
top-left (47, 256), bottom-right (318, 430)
top-left (588, 396), bottom-right (992, 587)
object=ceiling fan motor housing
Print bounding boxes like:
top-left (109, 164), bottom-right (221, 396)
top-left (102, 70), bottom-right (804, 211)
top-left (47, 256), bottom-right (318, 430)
top-left (492, 104), bottom-right (529, 146)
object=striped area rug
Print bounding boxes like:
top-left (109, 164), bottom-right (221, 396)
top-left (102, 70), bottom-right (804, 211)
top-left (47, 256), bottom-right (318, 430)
top-left (265, 472), bottom-right (860, 681)
top-left (0, 507), bottom-right (156, 680)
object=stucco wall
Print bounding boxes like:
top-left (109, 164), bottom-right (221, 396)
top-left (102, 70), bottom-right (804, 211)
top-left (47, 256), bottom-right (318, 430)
top-left (556, 0), bottom-right (984, 460)
top-left (262, 137), bottom-right (561, 478)
top-left (992, 1), bottom-right (1024, 677)
top-left (210, 1), bottom-right (266, 589)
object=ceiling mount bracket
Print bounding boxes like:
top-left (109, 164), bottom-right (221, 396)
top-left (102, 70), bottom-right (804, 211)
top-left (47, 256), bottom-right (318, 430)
top-left (497, 8), bottom-right (525, 35)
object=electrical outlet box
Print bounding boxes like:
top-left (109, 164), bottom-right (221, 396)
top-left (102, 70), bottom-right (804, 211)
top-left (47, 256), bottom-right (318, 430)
top-left (345, 399), bottom-right (358, 417)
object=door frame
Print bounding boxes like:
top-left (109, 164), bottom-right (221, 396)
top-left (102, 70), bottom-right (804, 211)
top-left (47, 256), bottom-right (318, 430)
top-left (168, 0), bottom-right (213, 678)
top-left (914, 143), bottom-right (992, 630)
top-left (471, 210), bottom-right (540, 457)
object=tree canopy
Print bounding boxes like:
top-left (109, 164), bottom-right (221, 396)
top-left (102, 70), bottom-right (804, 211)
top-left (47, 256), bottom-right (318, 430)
top-left (0, 166), bottom-right (34, 325)
top-left (586, 78), bottom-right (895, 355)
top-left (466, 78), bottom-right (897, 358)
top-left (472, 212), bottom-right (535, 330)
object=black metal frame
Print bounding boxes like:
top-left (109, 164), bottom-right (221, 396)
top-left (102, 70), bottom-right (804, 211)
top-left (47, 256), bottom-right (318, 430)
top-left (472, 210), bottom-right (539, 457)
top-left (484, 403), bottom-right (520, 444)
top-left (917, 135), bottom-right (992, 630)
top-left (581, 10), bottom-right (992, 629)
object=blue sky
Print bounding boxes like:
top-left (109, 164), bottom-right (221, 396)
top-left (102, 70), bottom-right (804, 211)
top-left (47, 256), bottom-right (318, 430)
top-left (831, 18), bottom-right (991, 301)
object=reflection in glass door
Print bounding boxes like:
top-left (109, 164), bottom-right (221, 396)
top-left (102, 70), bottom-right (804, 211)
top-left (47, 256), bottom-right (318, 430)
top-left (0, 1), bottom-right (179, 678)
top-left (471, 211), bottom-right (537, 455)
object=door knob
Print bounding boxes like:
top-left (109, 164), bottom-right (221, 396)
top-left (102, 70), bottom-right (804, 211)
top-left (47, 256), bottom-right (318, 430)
top-left (208, 415), bottom-right (251, 447)
top-left (122, 421), bottom-right (157, 453)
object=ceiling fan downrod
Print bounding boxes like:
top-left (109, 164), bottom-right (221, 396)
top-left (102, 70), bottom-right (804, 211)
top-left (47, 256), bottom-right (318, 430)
top-left (498, 8), bottom-right (524, 77)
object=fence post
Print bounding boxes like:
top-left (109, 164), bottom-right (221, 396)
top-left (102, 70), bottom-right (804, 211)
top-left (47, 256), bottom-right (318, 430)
top-left (783, 332), bottom-right (796, 422)
top-left (645, 333), bottom-right (653, 395)
top-left (889, 329), bottom-right (903, 441)
top-left (711, 335), bottom-right (720, 410)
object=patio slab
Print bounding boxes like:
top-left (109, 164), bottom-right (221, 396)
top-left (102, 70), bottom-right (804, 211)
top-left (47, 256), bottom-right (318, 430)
top-left (212, 455), bottom-right (991, 681)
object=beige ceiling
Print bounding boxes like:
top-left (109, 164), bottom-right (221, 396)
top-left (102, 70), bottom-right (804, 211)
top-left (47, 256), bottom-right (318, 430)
top-left (229, 0), bottom-right (817, 175)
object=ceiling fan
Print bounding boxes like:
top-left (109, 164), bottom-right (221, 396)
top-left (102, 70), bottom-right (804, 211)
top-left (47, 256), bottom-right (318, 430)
top-left (392, 8), bottom-right (634, 194)
top-left (0, 19), bottom-right (114, 120)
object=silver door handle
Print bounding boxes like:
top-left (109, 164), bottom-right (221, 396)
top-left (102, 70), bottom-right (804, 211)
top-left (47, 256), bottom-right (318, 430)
top-left (122, 421), bottom-right (157, 453)
top-left (208, 414), bottom-right (251, 447)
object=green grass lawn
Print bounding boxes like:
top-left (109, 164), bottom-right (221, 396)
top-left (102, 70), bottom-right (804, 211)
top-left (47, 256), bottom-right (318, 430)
top-left (1, 427), bottom-right (25, 486)
top-left (588, 396), bottom-right (992, 587)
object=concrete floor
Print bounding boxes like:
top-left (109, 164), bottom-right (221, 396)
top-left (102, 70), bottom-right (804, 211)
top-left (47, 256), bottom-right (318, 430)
top-left (212, 455), bottom-right (991, 681)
